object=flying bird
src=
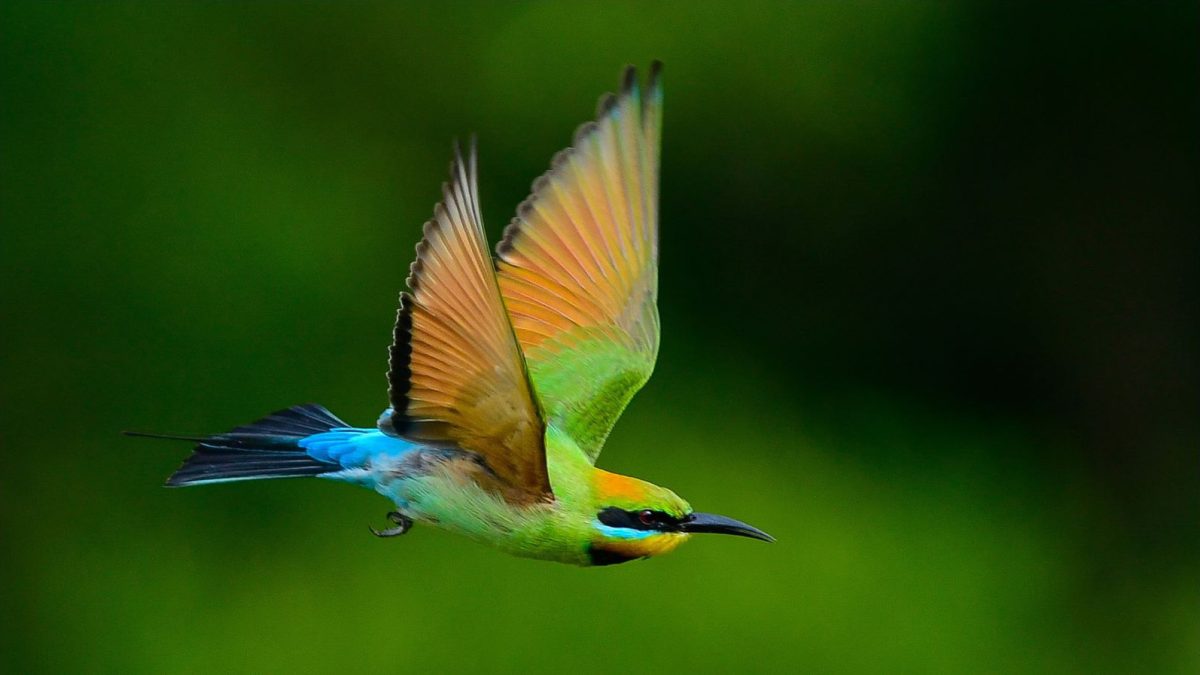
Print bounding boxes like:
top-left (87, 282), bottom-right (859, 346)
top-left (132, 62), bottom-right (773, 566)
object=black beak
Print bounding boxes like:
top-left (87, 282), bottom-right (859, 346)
top-left (678, 512), bottom-right (775, 542)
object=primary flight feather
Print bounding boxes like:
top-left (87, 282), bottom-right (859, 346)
top-left (133, 62), bottom-right (773, 566)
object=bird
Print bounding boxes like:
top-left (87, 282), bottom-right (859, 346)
top-left (129, 62), bottom-right (773, 566)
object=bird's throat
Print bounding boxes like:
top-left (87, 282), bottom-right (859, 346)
top-left (587, 533), bottom-right (688, 566)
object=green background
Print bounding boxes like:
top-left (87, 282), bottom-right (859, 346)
top-left (3, 2), bottom-right (1196, 673)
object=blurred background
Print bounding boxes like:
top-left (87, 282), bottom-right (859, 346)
top-left (2, 2), bottom-right (1196, 672)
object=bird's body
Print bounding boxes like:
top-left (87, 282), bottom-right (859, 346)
top-left (135, 63), bottom-right (771, 566)
top-left (294, 424), bottom-right (683, 565)
top-left (189, 412), bottom-right (692, 565)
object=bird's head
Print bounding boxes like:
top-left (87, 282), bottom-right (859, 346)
top-left (586, 469), bottom-right (774, 566)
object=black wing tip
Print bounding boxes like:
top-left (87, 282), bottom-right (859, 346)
top-left (596, 92), bottom-right (618, 118)
top-left (516, 197), bottom-right (534, 219)
top-left (441, 134), bottom-right (480, 211)
top-left (406, 234), bottom-right (430, 292)
top-left (497, 217), bottom-right (521, 256)
top-left (549, 148), bottom-right (571, 169)
top-left (433, 198), bottom-right (450, 222)
top-left (597, 61), bottom-right (655, 119)
top-left (569, 120), bottom-right (595, 147)
top-left (620, 63), bottom-right (638, 96)
top-left (646, 60), bottom-right (664, 107)
top-left (386, 297), bottom-right (415, 430)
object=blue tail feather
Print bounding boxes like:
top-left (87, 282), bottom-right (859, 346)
top-left (299, 428), bottom-right (414, 469)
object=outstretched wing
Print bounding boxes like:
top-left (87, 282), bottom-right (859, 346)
top-left (495, 62), bottom-right (662, 463)
top-left (383, 141), bottom-right (551, 504)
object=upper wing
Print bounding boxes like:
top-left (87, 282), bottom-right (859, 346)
top-left (495, 62), bottom-right (662, 463)
top-left (382, 141), bottom-right (551, 504)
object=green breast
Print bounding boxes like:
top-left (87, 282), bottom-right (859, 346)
top-left (386, 427), bottom-right (598, 565)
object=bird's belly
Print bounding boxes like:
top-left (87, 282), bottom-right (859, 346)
top-left (369, 452), bottom-right (587, 564)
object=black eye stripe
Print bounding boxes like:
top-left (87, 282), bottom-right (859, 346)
top-left (597, 507), bottom-right (643, 529)
top-left (598, 507), bottom-right (682, 531)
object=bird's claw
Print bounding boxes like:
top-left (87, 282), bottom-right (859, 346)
top-left (370, 511), bottom-right (413, 538)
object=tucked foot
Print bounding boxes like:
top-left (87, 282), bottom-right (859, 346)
top-left (370, 511), bottom-right (414, 538)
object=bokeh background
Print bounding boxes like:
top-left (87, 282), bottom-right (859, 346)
top-left (3, 2), bottom-right (1197, 672)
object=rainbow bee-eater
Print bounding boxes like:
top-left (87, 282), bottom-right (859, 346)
top-left (132, 62), bottom-right (773, 566)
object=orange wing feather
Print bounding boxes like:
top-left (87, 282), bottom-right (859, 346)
top-left (383, 141), bottom-right (550, 503)
top-left (495, 63), bottom-right (663, 461)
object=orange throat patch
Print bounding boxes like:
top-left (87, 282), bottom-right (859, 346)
top-left (587, 533), bottom-right (689, 566)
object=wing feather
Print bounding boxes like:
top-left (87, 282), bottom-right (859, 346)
top-left (383, 141), bottom-right (550, 503)
top-left (496, 63), bottom-right (663, 462)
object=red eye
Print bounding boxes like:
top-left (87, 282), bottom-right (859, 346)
top-left (639, 510), bottom-right (655, 525)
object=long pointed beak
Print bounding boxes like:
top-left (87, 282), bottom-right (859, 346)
top-left (679, 512), bottom-right (775, 542)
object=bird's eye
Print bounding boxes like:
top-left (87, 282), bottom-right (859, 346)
top-left (639, 510), bottom-right (655, 525)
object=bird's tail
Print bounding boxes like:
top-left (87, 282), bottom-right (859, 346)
top-left (126, 404), bottom-right (349, 487)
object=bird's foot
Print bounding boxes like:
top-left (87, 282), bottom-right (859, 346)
top-left (370, 511), bottom-right (414, 538)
